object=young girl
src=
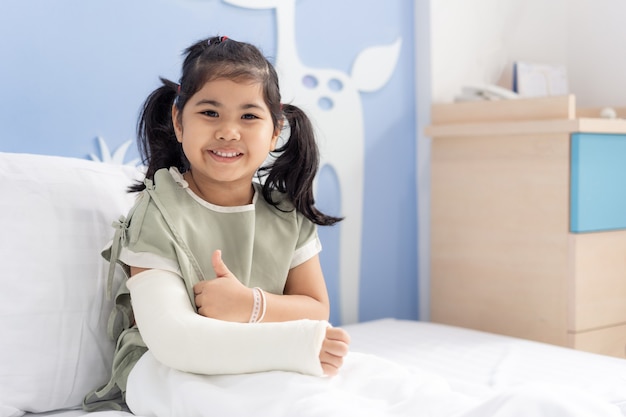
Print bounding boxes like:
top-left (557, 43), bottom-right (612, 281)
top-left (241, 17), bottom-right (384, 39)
top-left (83, 35), bottom-right (350, 412)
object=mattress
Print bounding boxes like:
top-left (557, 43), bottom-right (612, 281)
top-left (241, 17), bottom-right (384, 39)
top-left (22, 319), bottom-right (626, 416)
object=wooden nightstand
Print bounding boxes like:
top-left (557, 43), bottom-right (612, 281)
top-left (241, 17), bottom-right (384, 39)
top-left (426, 95), bottom-right (626, 358)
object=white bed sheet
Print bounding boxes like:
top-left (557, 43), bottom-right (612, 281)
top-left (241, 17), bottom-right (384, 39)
top-left (20, 319), bottom-right (626, 417)
top-left (346, 319), bottom-right (626, 415)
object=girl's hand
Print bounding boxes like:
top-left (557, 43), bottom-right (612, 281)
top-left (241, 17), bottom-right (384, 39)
top-left (319, 326), bottom-right (350, 376)
top-left (193, 250), bottom-right (253, 322)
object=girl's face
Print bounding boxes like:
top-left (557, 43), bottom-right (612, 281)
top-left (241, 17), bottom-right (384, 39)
top-left (173, 78), bottom-right (279, 192)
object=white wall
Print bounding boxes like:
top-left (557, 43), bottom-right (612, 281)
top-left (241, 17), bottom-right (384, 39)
top-left (429, 0), bottom-right (626, 106)
top-left (568, 0), bottom-right (626, 107)
top-left (430, 0), bottom-right (568, 103)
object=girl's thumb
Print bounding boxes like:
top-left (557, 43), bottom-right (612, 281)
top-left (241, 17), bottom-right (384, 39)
top-left (212, 249), bottom-right (230, 277)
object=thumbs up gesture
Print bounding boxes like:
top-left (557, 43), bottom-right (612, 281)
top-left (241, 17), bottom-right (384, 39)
top-left (193, 250), bottom-right (253, 322)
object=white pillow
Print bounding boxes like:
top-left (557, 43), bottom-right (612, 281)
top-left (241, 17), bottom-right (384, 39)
top-left (0, 152), bottom-right (141, 413)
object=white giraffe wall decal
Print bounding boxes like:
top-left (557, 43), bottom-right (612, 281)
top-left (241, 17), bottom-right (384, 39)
top-left (225, 0), bottom-right (401, 324)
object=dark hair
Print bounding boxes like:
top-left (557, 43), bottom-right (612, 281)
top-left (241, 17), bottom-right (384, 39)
top-left (132, 35), bottom-right (341, 226)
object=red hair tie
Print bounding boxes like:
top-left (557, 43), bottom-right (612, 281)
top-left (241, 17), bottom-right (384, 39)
top-left (208, 36), bottom-right (228, 46)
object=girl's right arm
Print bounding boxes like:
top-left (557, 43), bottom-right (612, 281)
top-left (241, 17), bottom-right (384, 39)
top-left (127, 267), bottom-right (349, 376)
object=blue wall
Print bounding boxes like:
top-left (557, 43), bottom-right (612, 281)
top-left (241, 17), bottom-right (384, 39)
top-left (0, 0), bottom-right (417, 324)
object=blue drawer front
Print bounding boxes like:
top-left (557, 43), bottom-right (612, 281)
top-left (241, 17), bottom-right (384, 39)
top-left (570, 133), bottom-right (626, 232)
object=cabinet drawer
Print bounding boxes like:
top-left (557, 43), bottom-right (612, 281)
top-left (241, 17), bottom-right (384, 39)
top-left (570, 133), bottom-right (626, 232)
top-left (569, 324), bottom-right (626, 358)
top-left (570, 230), bottom-right (626, 331)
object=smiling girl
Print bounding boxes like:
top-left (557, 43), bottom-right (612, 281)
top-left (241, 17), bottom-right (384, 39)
top-left (84, 35), bottom-right (350, 412)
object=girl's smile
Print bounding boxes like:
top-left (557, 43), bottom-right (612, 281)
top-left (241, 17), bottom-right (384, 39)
top-left (211, 149), bottom-right (243, 159)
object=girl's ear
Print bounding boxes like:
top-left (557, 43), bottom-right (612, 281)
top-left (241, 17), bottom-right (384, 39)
top-left (172, 105), bottom-right (183, 143)
top-left (270, 119), bottom-right (284, 152)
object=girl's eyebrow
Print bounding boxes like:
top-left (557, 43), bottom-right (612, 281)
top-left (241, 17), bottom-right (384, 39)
top-left (194, 99), bottom-right (221, 107)
top-left (194, 99), bottom-right (265, 111)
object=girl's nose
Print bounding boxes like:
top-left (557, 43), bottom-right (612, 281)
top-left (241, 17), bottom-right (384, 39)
top-left (216, 121), bottom-right (240, 141)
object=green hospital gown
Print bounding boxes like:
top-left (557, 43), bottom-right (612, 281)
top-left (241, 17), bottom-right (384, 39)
top-left (83, 167), bottom-right (321, 411)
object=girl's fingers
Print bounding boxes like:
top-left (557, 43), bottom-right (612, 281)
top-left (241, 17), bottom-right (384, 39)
top-left (320, 327), bottom-right (350, 376)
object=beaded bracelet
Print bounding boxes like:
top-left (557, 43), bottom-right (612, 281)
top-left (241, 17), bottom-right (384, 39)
top-left (249, 287), bottom-right (261, 323)
top-left (256, 287), bottom-right (267, 323)
top-left (248, 287), bottom-right (267, 323)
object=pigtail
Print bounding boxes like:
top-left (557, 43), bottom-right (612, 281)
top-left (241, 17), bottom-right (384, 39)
top-left (260, 104), bottom-right (343, 226)
top-left (129, 77), bottom-right (189, 192)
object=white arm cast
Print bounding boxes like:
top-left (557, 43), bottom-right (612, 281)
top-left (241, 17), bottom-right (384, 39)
top-left (126, 269), bottom-right (327, 376)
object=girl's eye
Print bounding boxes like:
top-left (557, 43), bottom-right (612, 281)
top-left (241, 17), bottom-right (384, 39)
top-left (242, 113), bottom-right (258, 120)
top-left (202, 110), bottom-right (219, 117)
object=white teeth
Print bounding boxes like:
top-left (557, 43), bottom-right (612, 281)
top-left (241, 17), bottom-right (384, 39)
top-left (213, 150), bottom-right (240, 158)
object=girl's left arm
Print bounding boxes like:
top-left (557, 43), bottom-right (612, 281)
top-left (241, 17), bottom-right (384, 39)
top-left (266, 254), bottom-right (331, 322)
